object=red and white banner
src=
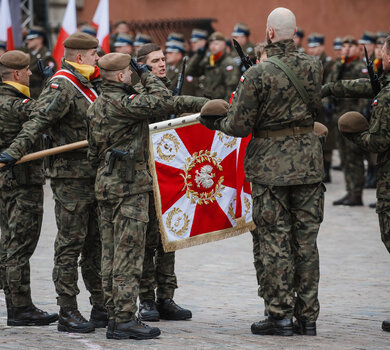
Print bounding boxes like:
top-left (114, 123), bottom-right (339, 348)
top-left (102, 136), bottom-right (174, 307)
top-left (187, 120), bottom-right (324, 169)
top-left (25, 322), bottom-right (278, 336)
top-left (92, 0), bottom-right (110, 54)
top-left (0, 0), bottom-right (14, 50)
top-left (53, 0), bottom-right (77, 69)
top-left (149, 117), bottom-right (253, 252)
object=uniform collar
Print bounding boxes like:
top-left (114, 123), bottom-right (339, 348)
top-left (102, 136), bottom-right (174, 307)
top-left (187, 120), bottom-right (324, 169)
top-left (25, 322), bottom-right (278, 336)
top-left (3, 81), bottom-right (30, 97)
top-left (265, 39), bottom-right (297, 57)
top-left (101, 80), bottom-right (137, 94)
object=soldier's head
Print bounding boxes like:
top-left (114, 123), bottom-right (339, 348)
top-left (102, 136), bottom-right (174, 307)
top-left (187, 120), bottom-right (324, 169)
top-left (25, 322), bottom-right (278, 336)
top-left (375, 36), bottom-right (386, 60)
top-left (114, 34), bottom-right (133, 55)
top-left (165, 40), bottom-right (185, 66)
top-left (254, 42), bottom-right (267, 63)
top-left (26, 26), bottom-right (46, 51)
top-left (98, 52), bottom-right (133, 85)
top-left (333, 37), bottom-right (342, 59)
top-left (232, 23), bottom-right (250, 47)
top-left (307, 33), bottom-right (325, 56)
top-left (341, 36), bottom-right (359, 58)
top-left (63, 32), bottom-right (99, 66)
top-left (114, 20), bottom-right (130, 35)
top-left (190, 29), bottom-right (208, 52)
top-left (137, 43), bottom-right (166, 78)
top-left (358, 31), bottom-right (376, 58)
top-left (208, 32), bottom-right (226, 55)
top-left (381, 36), bottom-right (390, 71)
top-left (133, 33), bottom-right (152, 54)
top-left (0, 50), bottom-right (31, 86)
top-left (266, 8), bottom-right (296, 44)
top-left (293, 27), bottom-right (304, 48)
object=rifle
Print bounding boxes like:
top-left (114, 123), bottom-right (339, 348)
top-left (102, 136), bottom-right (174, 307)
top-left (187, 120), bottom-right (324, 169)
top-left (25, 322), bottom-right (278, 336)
top-left (232, 39), bottom-right (254, 71)
top-left (364, 46), bottom-right (381, 96)
top-left (172, 56), bottom-right (188, 96)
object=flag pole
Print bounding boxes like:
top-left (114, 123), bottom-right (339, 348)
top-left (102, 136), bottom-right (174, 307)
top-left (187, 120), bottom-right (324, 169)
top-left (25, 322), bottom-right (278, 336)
top-left (0, 113), bottom-right (200, 168)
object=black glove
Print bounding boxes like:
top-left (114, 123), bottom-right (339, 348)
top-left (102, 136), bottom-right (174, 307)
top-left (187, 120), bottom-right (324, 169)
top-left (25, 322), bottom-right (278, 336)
top-left (0, 152), bottom-right (17, 171)
top-left (199, 115), bottom-right (222, 130)
top-left (130, 58), bottom-right (151, 77)
top-left (37, 59), bottom-right (54, 79)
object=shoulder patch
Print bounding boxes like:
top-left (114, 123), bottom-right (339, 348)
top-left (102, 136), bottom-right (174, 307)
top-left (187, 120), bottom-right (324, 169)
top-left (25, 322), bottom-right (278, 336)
top-left (326, 56), bottom-right (332, 62)
top-left (22, 98), bottom-right (30, 104)
top-left (129, 94), bottom-right (137, 100)
top-left (362, 68), bottom-right (368, 74)
top-left (50, 83), bottom-right (59, 89)
top-left (372, 99), bottom-right (378, 106)
top-left (48, 61), bottom-right (55, 68)
top-left (240, 75), bottom-right (245, 83)
top-left (226, 65), bottom-right (233, 71)
top-left (186, 75), bottom-right (194, 83)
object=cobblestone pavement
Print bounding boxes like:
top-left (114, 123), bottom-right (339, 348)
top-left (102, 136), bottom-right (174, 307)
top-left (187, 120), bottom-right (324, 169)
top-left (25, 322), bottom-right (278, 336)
top-left (1, 161), bottom-right (390, 350)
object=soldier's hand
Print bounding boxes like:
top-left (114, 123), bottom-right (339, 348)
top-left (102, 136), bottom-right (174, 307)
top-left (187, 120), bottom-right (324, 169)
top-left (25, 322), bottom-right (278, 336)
top-left (130, 58), bottom-right (151, 77)
top-left (199, 115), bottom-right (221, 130)
top-left (37, 59), bottom-right (54, 79)
top-left (0, 152), bottom-right (17, 171)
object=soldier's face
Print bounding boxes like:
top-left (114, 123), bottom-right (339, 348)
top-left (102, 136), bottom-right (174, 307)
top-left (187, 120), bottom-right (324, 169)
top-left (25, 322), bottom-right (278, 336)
top-left (145, 49), bottom-right (166, 78)
top-left (342, 43), bottom-right (358, 58)
top-left (232, 35), bottom-right (247, 47)
top-left (17, 66), bottom-right (32, 86)
top-left (80, 49), bottom-right (99, 66)
top-left (190, 39), bottom-right (207, 52)
top-left (26, 37), bottom-right (43, 51)
top-left (209, 40), bottom-right (225, 55)
top-left (121, 66), bottom-right (133, 85)
top-left (165, 51), bottom-right (182, 66)
top-left (375, 44), bottom-right (383, 59)
top-left (381, 43), bottom-right (390, 71)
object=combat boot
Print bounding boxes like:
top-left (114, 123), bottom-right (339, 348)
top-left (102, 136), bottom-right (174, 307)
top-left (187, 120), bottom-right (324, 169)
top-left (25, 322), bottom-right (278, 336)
top-left (293, 319), bottom-right (316, 336)
top-left (139, 300), bottom-right (160, 322)
top-left (156, 298), bottom-right (192, 320)
top-left (342, 194), bottom-right (363, 206)
top-left (112, 317), bottom-right (161, 340)
top-left (251, 316), bottom-right (293, 336)
top-left (333, 193), bottom-right (350, 205)
top-left (8, 304), bottom-right (58, 326)
top-left (106, 319), bottom-right (115, 339)
top-left (382, 319), bottom-right (390, 332)
top-left (58, 308), bottom-right (95, 333)
top-left (90, 304), bottom-right (108, 328)
top-left (369, 202), bottom-right (377, 209)
top-left (5, 299), bottom-right (13, 323)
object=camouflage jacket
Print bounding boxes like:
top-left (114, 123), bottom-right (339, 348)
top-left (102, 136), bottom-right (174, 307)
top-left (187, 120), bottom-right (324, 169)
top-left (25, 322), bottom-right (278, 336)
top-left (324, 72), bottom-right (390, 203)
top-left (87, 72), bottom-right (208, 202)
top-left (319, 52), bottom-right (334, 84)
top-left (166, 59), bottom-right (198, 96)
top-left (0, 83), bottom-right (44, 188)
top-left (186, 50), bottom-right (240, 101)
top-left (215, 39), bottom-right (324, 187)
top-left (5, 59), bottom-right (102, 179)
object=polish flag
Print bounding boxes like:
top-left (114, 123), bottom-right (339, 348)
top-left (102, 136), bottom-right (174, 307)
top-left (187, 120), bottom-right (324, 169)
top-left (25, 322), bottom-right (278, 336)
top-left (0, 0), bottom-right (14, 50)
top-left (92, 0), bottom-right (110, 53)
top-left (53, 0), bottom-right (77, 69)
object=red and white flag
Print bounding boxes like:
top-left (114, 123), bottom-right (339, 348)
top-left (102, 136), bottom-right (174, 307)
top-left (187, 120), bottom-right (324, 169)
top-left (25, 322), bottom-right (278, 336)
top-left (149, 117), bottom-right (253, 252)
top-left (92, 0), bottom-right (110, 54)
top-left (0, 0), bottom-right (14, 50)
top-left (53, 0), bottom-right (77, 69)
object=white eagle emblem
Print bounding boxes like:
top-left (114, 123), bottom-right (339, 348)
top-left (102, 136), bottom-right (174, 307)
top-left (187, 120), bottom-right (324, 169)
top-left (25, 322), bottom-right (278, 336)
top-left (195, 165), bottom-right (215, 189)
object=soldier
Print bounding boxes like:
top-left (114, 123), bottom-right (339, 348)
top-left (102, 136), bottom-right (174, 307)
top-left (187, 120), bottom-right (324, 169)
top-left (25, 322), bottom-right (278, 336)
top-left (330, 35), bottom-right (368, 206)
top-left (358, 31), bottom-right (377, 61)
top-left (133, 33), bottom-right (152, 53)
top-left (24, 26), bottom-right (56, 99)
top-left (230, 23), bottom-right (255, 72)
top-left (0, 32), bottom-right (106, 333)
top-left (186, 31), bottom-right (240, 101)
top-left (134, 43), bottom-right (208, 322)
top-left (293, 27), bottom-right (305, 53)
top-left (167, 32), bottom-right (185, 44)
top-left (333, 37), bottom-right (343, 60)
top-left (200, 7), bottom-right (324, 336)
top-left (81, 24), bottom-right (97, 37)
top-left (114, 34), bottom-right (134, 55)
top-left (322, 35), bottom-right (390, 333)
top-left (0, 50), bottom-right (58, 327)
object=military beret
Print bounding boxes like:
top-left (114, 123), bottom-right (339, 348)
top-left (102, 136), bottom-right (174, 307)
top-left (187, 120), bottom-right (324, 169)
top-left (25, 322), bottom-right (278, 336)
top-left (98, 52), bottom-right (131, 71)
top-left (338, 112), bottom-right (369, 133)
top-left (342, 35), bottom-right (358, 46)
top-left (0, 50), bottom-right (30, 69)
top-left (63, 32), bottom-right (99, 49)
top-left (200, 99), bottom-right (229, 118)
top-left (313, 122), bottom-right (328, 137)
top-left (209, 32), bottom-right (225, 42)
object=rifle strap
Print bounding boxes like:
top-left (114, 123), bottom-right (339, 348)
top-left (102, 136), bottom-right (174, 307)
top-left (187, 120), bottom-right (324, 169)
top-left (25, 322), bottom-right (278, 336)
top-left (266, 56), bottom-right (311, 105)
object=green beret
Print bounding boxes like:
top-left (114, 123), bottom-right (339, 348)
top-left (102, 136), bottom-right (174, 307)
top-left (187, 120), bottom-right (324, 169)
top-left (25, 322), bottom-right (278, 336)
top-left (98, 53), bottom-right (131, 71)
top-left (63, 32), bottom-right (99, 49)
top-left (338, 112), bottom-right (369, 133)
top-left (200, 99), bottom-right (229, 118)
top-left (209, 32), bottom-right (225, 42)
top-left (0, 50), bottom-right (30, 69)
top-left (313, 122), bottom-right (328, 137)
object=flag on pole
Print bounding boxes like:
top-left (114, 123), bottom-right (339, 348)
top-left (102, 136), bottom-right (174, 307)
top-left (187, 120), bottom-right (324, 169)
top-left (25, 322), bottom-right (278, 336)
top-left (92, 0), bottom-right (110, 53)
top-left (53, 0), bottom-right (77, 69)
top-left (0, 0), bottom-right (14, 50)
top-left (149, 116), bottom-right (253, 252)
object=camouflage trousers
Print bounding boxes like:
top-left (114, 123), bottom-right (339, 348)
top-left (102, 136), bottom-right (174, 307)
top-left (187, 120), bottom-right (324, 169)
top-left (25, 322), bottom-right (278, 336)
top-left (251, 227), bottom-right (264, 298)
top-left (51, 178), bottom-right (103, 309)
top-left (377, 199), bottom-right (390, 254)
top-left (98, 193), bottom-right (149, 322)
top-left (252, 182), bottom-right (325, 322)
top-left (139, 192), bottom-right (177, 302)
top-left (0, 185), bottom-right (43, 307)
top-left (338, 132), bottom-right (365, 196)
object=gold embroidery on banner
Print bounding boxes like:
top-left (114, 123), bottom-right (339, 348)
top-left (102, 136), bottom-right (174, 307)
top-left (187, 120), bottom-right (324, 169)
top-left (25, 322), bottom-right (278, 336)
top-left (166, 207), bottom-right (190, 237)
top-left (217, 131), bottom-right (237, 148)
top-left (156, 133), bottom-right (180, 162)
top-left (181, 150), bottom-right (225, 205)
top-left (228, 195), bottom-right (251, 222)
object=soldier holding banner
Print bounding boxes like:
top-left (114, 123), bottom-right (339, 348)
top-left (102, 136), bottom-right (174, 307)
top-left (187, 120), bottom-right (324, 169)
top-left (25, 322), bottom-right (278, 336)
top-left (0, 33), bottom-right (106, 333)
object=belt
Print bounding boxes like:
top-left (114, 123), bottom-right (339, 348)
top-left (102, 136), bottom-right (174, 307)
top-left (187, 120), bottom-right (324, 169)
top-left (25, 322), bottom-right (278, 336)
top-left (253, 126), bottom-right (313, 138)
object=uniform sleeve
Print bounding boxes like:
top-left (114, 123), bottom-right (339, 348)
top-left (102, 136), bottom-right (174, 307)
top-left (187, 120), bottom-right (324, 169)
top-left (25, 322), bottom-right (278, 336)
top-left (223, 61), bottom-right (240, 101)
top-left (322, 79), bottom-right (374, 99)
top-left (350, 98), bottom-right (390, 153)
top-left (5, 79), bottom-right (73, 159)
top-left (172, 96), bottom-right (209, 114)
top-left (86, 107), bottom-right (99, 168)
top-left (10, 98), bottom-right (37, 124)
top-left (216, 68), bottom-right (260, 137)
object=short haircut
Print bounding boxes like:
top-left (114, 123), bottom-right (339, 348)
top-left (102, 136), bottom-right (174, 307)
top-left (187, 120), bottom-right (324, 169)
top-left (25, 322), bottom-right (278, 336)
top-left (0, 65), bottom-right (14, 79)
top-left (64, 47), bottom-right (90, 61)
top-left (267, 7), bottom-right (296, 41)
top-left (100, 68), bottom-right (124, 81)
top-left (137, 43), bottom-right (161, 63)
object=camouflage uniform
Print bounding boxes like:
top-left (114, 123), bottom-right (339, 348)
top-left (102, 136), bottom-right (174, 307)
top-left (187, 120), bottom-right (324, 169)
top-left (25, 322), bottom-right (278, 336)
top-left (214, 39), bottom-right (325, 322)
top-left (4, 60), bottom-right (104, 310)
top-left (86, 72), bottom-right (207, 322)
top-left (166, 59), bottom-right (198, 96)
top-left (186, 50), bottom-right (240, 101)
top-left (327, 57), bottom-right (368, 197)
top-left (0, 83), bottom-right (44, 308)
